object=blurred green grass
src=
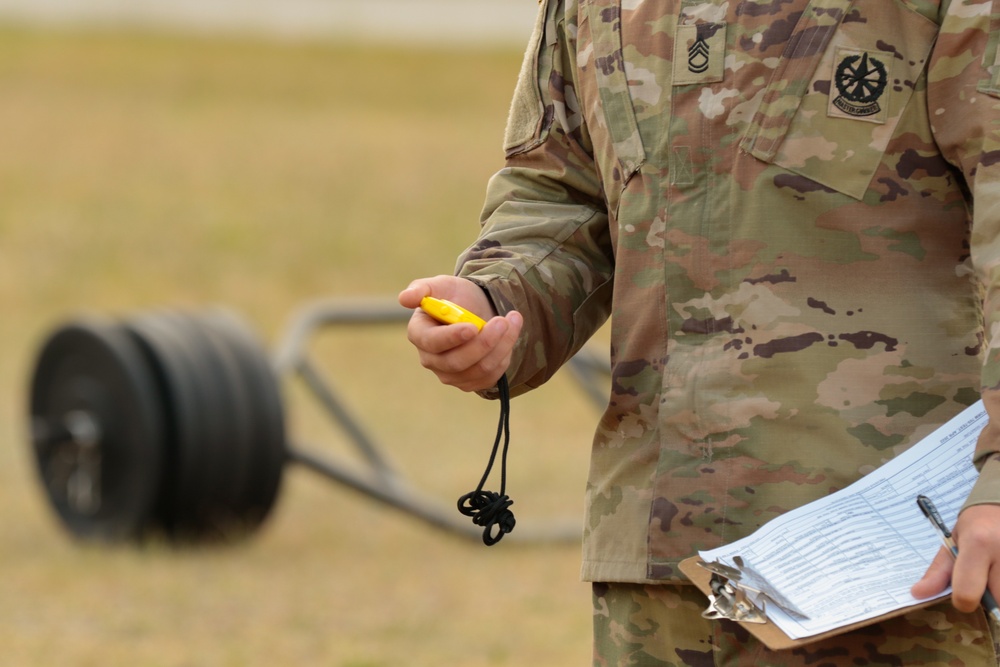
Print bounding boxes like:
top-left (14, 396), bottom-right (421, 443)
top-left (0, 27), bottom-right (598, 666)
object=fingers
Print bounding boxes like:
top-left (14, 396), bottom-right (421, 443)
top-left (403, 282), bottom-right (488, 357)
top-left (421, 312), bottom-right (522, 391)
top-left (950, 505), bottom-right (1000, 612)
top-left (913, 505), bottom-right (1000, 614)
top-left (406, 308), bottom-right (479, 354)
top-left (400, 275), bottom-right (520, 393)
top-left (911, 546), bottom-right (954, 600)
top-left (951, 548), bottom-right (991, 613)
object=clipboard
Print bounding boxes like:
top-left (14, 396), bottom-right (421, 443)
top-left (679, 556), bottom-right (945, 651)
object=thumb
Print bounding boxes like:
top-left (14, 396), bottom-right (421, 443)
top-left (911, 546), bottom-right (954, 600)
top-left (398, 281), bottom-right (432, 309)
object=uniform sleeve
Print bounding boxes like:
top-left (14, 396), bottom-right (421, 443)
top-left (457, 0), bottom-right (614, 396)
top-left (930, 3), bottom-right (1000, 508)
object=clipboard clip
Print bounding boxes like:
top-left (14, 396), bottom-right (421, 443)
top-left (701, 569), bottom-right (768, 624)
top-left (696, 557), bottom-right (809, 624)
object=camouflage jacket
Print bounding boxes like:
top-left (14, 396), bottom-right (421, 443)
top-left (457, 0), bottom-right (1000, 583)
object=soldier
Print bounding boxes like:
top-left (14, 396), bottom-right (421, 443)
top-left (400, 1), bottom-right (1000, 665)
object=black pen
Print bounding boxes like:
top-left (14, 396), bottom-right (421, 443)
top-left (916, 494), bottom-right (1000, 622)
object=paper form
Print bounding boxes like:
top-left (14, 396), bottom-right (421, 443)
top-left (698, 400), bottom-right (987, 640)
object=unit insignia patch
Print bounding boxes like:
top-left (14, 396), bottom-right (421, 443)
top-left (828, 48), bottom-right (892, 124)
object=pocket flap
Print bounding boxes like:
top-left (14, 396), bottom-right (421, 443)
top-left (740, 0), bottom-right (855, 162)
top-left (741, 0), bottom-right (939, 200)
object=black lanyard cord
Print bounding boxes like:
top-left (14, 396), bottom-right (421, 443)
top-left (457, 373), bottom-right (516, 546)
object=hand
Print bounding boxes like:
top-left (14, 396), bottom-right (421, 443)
top-left (911, 504), bottom-right (1000, 612)
top-left (398, 275), bottom-right (522, 392)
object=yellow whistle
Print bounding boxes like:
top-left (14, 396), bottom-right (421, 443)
top-left (419, 296), bottom-right (486, 331)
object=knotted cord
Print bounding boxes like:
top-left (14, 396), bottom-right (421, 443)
top-left (457, 373), bottom-right (516, 546)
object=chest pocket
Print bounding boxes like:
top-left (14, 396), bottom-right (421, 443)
top-left (741, 0), bottom-right (939, 200)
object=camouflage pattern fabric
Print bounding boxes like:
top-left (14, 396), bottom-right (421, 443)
top-left (457, 0), bottom-right (1000, 585)
top-left (592, 583), bottom-right (999, 666)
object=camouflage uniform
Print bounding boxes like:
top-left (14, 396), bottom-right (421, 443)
top-left (455, 0), bottom-right (1000, 663)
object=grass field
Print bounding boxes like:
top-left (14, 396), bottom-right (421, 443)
top-left (0, 27), bottom-right (601, 666)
